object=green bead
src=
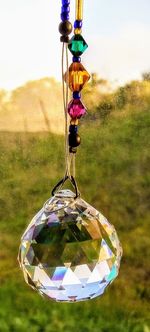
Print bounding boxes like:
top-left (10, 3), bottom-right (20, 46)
top-left (68, 34), bottom-right (88, 56)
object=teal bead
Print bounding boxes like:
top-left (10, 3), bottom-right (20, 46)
top-left (68, 34), bottom-right (88, 56)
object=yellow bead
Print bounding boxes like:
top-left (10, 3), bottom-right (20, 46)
top-left (76, 0), bottom-right (83, 20)
top-left (70, 119), bottom-right (79, 125)
top-left (65, 62), bottom-right (90, 92)
top-left (74, 28), bottom-right (82, 35)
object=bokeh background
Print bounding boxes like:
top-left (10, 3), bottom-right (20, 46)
top-left (0, 1), bottom-right (150, 331)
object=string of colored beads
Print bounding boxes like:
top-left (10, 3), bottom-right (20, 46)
top-left (66, 0), bottom-right (90, 153)
top-left (59, 0), bottom-right (72, 43)
top-left (74, 0), bottom-right (83, 34)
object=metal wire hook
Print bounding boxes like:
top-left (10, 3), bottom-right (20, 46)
top-left (51, 175), bottom-right (80, 199)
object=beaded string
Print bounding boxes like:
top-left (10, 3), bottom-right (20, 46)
top-left (52, 0), bottom-right (77, 196)
top-left (66, 0), bottom-right (90, 157)
top-left (52, 0), bottom-right (89, 197)
top-left (59, 0), bottom-right (72, 178)
top-left (69, 0), bottom-right (84, 180)
top-left (75, 0), bottom-right (83, 29)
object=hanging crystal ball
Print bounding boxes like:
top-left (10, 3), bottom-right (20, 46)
top-left (18, 190), bottom-right (122, 302)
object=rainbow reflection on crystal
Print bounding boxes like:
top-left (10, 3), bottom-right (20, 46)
top-left (18, 190), bottom-right (122, 302)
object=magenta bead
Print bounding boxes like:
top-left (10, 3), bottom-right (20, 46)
top-left (68, 99), bottom-right (86, 119)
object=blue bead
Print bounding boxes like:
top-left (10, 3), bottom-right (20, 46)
top-left (69, 125), bottom-right (78, 134)
top-left (73, 91), bottom-right (81, 99)
top-left (62, 0), bottom-right (70, 4)
top-left (74, 20), bottom-right (83, 29)
top-left (73, 56), bottom-right (81, 63)
top-left (61, 12), bottom-right (69, 21)
top-left (61, 5), bottom-right (70, 14)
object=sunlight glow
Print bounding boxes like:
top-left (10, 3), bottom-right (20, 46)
top-left (0, 0), bottom-right (149, 90)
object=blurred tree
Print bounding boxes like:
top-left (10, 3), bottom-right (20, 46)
top-left (83, 73), bottom-right (111, 115)
top-left (142, 71), bottom-right (150, 81)
top-left (114, 86), bottom-right (127, 109)
top-left (91, 72), bottom-right (108, 87)
top-left (0, 90), bottom-right (6, 105)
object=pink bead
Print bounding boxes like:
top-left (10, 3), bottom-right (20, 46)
top-left (68, 99), bottom-right (86, 119)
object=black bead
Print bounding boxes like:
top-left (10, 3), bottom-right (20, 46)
top-left (59, 21), bottom-right (72, 36)
top-left (69, 125), bottom-right (78, 134)
top-left (69, 146), bottom-right (77, 154)
top-left (69, 133), bottom-right (81, 147)
top-left (60, 35), bottom-right (69, 43)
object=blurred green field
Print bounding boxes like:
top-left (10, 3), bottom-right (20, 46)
top-left (0, 79), bottom-right (150, 332)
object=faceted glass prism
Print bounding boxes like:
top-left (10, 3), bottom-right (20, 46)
top-left (18, 190), bottom-right (122, 302)
top-left (68, 34), bottom-right (88, 56)
top-left (68, 99), bottom-right (86, 119)
top-left (65, 63), bottom-right (90, 92)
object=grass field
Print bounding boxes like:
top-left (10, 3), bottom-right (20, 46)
top-left (0, 106), bottom-right (150, 331)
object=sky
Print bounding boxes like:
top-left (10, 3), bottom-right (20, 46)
top-left (0, 0), bottom-right (150, 90)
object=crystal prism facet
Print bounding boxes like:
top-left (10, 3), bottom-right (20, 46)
top-left (65, 63), bottom-right (90, 92)
top-left (68, 99), bottom-right (86, 119)
top-left (18, 190), bottom-right (122, 302)
top-left (68, 34), bottom-right (88, 56)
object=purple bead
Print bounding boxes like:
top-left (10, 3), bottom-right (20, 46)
top-left (61, 5), bottom-right (70, 14)
top-left (68, 99), bottom-right (86, 119)
top-left (74, 20), bottom-right (83, 29)
top-left (72, 56), bottom-right (81, 63)
top-left (62, 0), bottom-right (70, 4)
top-left (61, 12), bottom-right (69, 21)
top-left (73, 91), bottom-right (81, 99)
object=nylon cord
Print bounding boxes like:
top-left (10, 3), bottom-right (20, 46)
top-left (72, 153), bottom-right (76, 178)
top-left (61, 42), bottom-right (69, 177)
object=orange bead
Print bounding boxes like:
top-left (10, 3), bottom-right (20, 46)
top-left (65, 62), bottom-right (90, 92)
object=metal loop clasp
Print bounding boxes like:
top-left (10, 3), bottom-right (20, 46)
top-left (51, 175), bottom-right (80, 199)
